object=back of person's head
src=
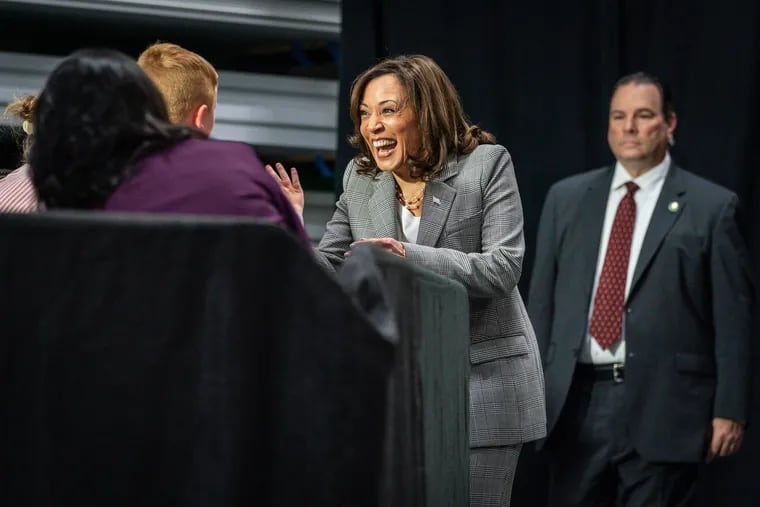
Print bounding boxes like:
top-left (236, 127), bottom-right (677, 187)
top-left (1, 95), bottom-right (36, 168)
top-left (31, 47), bottom-right (197, 209)
top-left (349, 54), bottom-right (495, 179)
top-left (137, 41), bottom-right (219, 135)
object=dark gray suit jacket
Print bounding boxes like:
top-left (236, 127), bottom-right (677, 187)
top-left (529, 162), bottom-right (753, 462)
top-left (318, 144), bottom-right (547, 448)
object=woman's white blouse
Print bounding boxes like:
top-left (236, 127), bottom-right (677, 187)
top-left (397, 203), bottom-right (421, 244)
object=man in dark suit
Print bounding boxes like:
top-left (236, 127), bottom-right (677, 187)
top-left (528, 72), bottom-right (753, 506)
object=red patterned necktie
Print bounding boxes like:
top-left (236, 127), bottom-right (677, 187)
top-left (589, 181), bottom-right (639, 350)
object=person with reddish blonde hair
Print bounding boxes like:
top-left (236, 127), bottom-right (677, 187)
top-left (137, 41), bottom-right (219, 135)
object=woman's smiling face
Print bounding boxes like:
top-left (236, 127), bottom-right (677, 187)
top-left (359, 74), bottom-right (422, 177)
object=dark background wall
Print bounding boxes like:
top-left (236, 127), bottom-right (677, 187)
top-left (337, 1), bottom-right (759, 505)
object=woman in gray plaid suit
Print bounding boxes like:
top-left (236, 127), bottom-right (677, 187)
top-left (267, 54), bottom-right (546, 507)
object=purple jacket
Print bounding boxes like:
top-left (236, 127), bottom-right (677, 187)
top-left (104, 138), bottom-right (310, 247)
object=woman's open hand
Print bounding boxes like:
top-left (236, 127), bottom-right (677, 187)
top-left (265, 162), bottom-right (304, 215)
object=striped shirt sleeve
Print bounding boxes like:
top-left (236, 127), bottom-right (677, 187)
top-left (0, 164), bottom-right (41, 213)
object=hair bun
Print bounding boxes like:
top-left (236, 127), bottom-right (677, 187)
top-left (3, 95), bottom-right (37, 125)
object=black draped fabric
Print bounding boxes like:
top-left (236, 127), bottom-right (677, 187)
top-left (339, 245), bottom-right (470, 507)
top-left (0, 212), bottom-right (393, 507)
top-left (339, 1), bottom-right (760, 505)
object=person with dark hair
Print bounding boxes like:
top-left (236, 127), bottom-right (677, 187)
top-left (0, 95), bottom-right (39, 212)
top-left (529, 71), bottom-right (752, 506)
top-left (29, 48), bottom-right (309, 246)
top-left (268, 54), bottom-right (546, 506)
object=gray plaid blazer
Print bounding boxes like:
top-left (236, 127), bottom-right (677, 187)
top-left (317, 144), bottom-right (546, 447)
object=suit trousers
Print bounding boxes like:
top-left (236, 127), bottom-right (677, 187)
top-left (470, 444), bottom-right (522, 507)
top-left (544, 370), bottom-right (697, 507)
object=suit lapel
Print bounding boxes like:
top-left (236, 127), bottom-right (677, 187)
top-left (368, 171), bottom-right (398, 239)
top-left (416, 159), bottom-right (459, 247)
top-left (629, 163), bottom-right (686, 298)
top-left (576, 168), bottom-right (615, 305)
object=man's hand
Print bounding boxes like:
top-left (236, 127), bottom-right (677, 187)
top-left (265, 162), bottom-right (304, 215)
top-left (706, 417), bottom-right (744, 463)
top-left (350, 237), bottom-right (406, 257)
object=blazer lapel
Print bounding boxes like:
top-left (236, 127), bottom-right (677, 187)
top-left (628, 163), bottom-right (686, 298)
top-left (416, 159), bottom-right (459, 247)
top-left (368, 171), bottom-right (398, 239)
top-left (576, 168), bottom-right (615, 305)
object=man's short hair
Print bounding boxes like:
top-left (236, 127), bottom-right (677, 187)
top-left (613, 71), bottom-right (674, 118)
top-left (137, 42), bottom-right (219, 125)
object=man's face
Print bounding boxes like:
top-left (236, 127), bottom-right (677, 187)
top-left (607, 83), bottom-right (676, 173)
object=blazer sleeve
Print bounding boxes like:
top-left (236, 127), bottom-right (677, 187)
top-left (313, 162), bottom-right (356, 272)
top-left (403, 145), bottom-right (524, 299)
top-left (710, 194), bottom-right (754, 424)
top-left (528, 183), bottom-right (559, 359)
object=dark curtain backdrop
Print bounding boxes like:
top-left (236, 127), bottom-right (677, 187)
top-left (338, 1), bottom-right (760, 506)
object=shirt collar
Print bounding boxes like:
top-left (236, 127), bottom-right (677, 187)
top-left (612, 152), bottom-right (670, 192)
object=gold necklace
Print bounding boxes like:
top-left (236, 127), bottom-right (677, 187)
top-left (395, 181), bottom-right (425, 212)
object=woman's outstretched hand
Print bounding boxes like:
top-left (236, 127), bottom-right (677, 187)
top-left (265, 162), bottom-right (304, 215)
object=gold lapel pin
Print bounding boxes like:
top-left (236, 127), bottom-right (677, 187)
top-left (668, 201), bottom-right (680, 212)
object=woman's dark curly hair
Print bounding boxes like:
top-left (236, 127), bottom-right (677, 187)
top-left (348, 55), bottom-right (496, 180)
top-left (30, 48), bottom-right (201, 209)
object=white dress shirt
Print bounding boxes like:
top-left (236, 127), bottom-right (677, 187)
top-left (398, 203), bottom-right (421, 244)
top-left (580, 153), bottom-right (671, 364)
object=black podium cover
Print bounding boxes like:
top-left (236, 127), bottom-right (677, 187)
top-left (0, 212), bottom-right (393, 507)
top-left (339, 246), bottom-right (471, 507)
